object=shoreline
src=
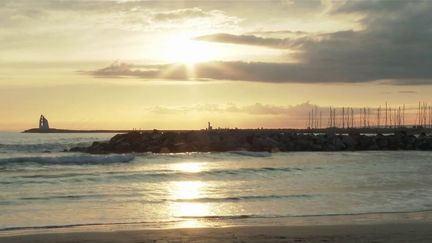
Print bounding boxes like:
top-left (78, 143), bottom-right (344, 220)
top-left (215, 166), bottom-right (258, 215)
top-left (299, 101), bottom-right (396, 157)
top-left (2, 210), bottom-right (432, 238)
top-left (1, 222), bottom-right (432, 243)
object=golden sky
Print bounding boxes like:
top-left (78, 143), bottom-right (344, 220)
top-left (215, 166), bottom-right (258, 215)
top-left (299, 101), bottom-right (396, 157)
top-left (1, 0), bottom-right (431, 130)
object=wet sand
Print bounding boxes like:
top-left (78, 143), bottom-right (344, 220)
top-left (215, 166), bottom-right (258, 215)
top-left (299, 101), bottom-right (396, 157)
top-left (1, 222), bottom-right (432, 243)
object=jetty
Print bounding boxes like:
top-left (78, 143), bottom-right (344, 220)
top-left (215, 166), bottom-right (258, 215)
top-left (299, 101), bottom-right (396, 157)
top-left (70, 128), bottom-right (432, 154)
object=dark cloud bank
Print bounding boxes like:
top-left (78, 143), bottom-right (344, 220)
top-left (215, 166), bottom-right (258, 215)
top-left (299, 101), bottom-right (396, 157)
top-left (88, 1), bottom-right (432, 85)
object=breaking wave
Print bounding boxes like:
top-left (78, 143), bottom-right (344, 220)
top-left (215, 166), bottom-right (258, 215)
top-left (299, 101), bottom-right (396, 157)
top-left (0, 142), bottom-right (92, 153)
top-left (5, 194), bottom-right (313, 204)
top-left (3, 166), bottom-right (304, 184)
top-left (230, 151), bottom-right (272, 157)
top-left (0, 154), bottom-right (135, 165)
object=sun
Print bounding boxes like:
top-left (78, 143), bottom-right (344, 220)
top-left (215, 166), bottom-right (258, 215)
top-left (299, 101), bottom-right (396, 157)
top-left (161, 36), bottom-right (219, 64)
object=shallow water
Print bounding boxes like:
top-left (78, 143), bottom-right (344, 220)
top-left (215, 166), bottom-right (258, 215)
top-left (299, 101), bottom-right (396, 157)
top-left (1, 132), bottom-right (432, 231)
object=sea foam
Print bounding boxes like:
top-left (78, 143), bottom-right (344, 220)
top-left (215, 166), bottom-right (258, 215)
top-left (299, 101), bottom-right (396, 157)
top-left (0, 154), bottom-right (135, 165)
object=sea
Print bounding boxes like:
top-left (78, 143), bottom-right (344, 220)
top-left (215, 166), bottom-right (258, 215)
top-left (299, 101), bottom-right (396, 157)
top-left (1, 132), bottom-right (432, 234)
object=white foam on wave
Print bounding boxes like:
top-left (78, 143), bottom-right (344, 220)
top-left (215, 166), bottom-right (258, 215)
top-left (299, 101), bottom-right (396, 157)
top-left (0, 142), bottom-right (95, 153)
top-left (230, 151), bottom-right (272, 157)
top-left (0, 154), bottom-right (135, 165)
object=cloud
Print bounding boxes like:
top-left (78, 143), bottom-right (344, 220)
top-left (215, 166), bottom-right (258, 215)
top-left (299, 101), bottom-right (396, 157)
top-left (147, 101), bottom-right (421, 128)
top-left (330, 0), bottom-right (411, 14)
top-left (195, 33), bottom-right (313, 49)
top-left (191, 1), bottom-right (432, 85)
top-left (89, 62), bottom-right (163, 79)
top-left (150, 8), bottom-right (241, 30)
top-left (87, 57), bottom-right (425, 84)
top-left (87, 62), bottom-right (187, 80)
top-left (149, 101), bottom-right (420, 119)
top-left (398, 90), bottom-right (418, 94)
top-left (0, 3), bottom-right (47, 28)
top-left (79, 0), bottom-right (432, 85)
top-left (153, 8), bottom-right (219, 21)
top-left (150, 102), bottom-right (317, 117)
top-left (87, 61), bottom-right (374, 83)
top-left (121, 7), bottom-right (241, 31)
top-left (148, 102), bottom-right (322, 128)
top-left (0, 1), bottom-right (241, 32)
top-left (247, 30), bottom-right (311, 36)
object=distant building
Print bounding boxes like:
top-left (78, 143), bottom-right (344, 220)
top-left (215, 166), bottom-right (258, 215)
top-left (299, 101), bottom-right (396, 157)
top-left (39, 115), bottom-right (49, 130)
top-left (207, 122), bottom-right (213, 130)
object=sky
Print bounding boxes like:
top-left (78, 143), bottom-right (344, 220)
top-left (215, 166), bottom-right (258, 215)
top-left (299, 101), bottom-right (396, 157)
top-left (1, 0), bottom-right (432, 131)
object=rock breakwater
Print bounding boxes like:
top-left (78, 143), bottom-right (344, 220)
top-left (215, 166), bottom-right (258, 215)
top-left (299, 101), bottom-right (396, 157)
top-left (70, 130), bottom-right (432, 154)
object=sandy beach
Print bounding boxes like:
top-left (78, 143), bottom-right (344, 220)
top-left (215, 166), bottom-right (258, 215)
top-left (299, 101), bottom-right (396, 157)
top-left (1, 222), bottom-right (431, 243)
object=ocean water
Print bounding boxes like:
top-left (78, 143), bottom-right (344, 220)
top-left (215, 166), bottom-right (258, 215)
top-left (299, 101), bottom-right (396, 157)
top-left (1, 132), bottom-right (432, 232)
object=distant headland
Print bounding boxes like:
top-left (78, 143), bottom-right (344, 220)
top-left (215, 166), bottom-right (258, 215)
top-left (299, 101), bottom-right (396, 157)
top-left (24, 115), bottom-right (432, 135)
top-left (24, 115), bottom-right (432, 153)
top-left (23, 115), bottom-right (135, 133)
top-left (23, 128), bottom-right (135, 133)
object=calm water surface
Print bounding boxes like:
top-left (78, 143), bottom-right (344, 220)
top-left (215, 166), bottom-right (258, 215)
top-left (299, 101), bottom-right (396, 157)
top-left (1, 132), bottom-right (432, 232)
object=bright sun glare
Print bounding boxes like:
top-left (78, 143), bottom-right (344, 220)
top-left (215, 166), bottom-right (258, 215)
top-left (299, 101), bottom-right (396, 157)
top-left (162, 36), bottom-right (218, 64)
top-left (173, 162), bottom-right (205, 173)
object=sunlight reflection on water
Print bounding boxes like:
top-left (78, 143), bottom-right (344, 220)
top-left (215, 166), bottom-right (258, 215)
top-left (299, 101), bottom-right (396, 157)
top-left (173, 162), bottom-right (207, 173)
top-left (171, 181), bottom-right (205, 200)
top-left (169, 162), bottom-right (211, 227)
top-left (3, 141), bottom-right (432, 231)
